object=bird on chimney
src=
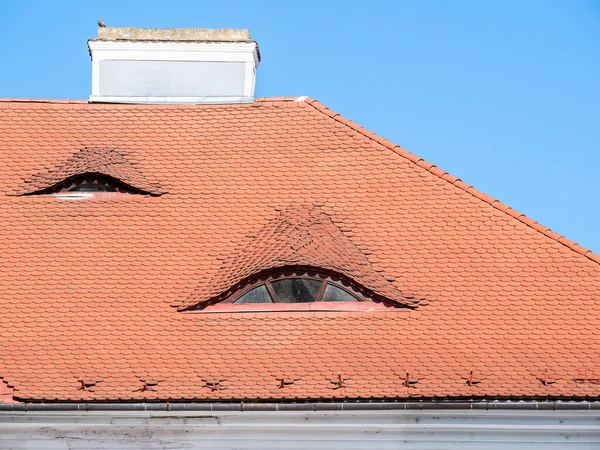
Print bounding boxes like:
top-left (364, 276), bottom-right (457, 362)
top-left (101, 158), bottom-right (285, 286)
top-left (98, 20), bottom-right (107, 27)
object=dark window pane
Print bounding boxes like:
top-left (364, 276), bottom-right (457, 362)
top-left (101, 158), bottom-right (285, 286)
top-left (234, 284), bottom-right (272, 303)
top-left (66, 175), bottom-right (119, 192)
top-left (322, 284), bottom-right (358, 302)
top-left (271, 278), bottom-right (322, 303)
top-left (69, 182), bottom-right (117, 192)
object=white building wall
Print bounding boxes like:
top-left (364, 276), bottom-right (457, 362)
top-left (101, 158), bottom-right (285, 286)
top-left (1, 409), bottom-right (599, 449)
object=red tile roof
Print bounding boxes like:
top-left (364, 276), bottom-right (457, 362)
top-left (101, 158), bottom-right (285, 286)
top-left (0, 97), bottom-right (599, 402)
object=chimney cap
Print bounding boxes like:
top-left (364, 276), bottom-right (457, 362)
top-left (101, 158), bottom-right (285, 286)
top-left (95, 27), bottom-right (252, 43)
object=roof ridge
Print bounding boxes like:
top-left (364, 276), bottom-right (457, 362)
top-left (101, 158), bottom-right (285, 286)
top-left (252, 96), bottom-right (303, 103)
top-left (0, 96), bottom-right (301, 106)
top-left (0, 98), bottom-right (89, 104)
top-left (304, 97), bottom-right (600, 266)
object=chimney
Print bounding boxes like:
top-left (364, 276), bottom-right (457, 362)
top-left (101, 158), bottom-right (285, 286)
top-left (88, 27), bottom-right (260, 104)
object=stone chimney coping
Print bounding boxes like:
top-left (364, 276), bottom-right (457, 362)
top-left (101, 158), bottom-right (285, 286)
top-left (96, 27), bottom-right (251, 42)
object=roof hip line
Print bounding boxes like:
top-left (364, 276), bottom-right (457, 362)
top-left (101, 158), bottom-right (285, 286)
top-left (303, 98), bottom-right (600, 265)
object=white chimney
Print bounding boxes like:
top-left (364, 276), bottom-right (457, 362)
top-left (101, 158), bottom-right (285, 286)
top-left (88, 27), bottom-right (260, 104)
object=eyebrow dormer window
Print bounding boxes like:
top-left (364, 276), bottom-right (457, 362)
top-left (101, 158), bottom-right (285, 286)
top-left (187, 268), bottom-right (402, 313)
top-left (25, 173), bottom-right (153, 198)
top-left (50, 173), bottom-right (140, 194)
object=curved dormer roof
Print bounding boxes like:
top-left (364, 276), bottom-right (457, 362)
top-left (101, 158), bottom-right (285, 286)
top-left (14, 147), bottom-right (165, 196)
top-left (181, 205), bottom-right (424, 310)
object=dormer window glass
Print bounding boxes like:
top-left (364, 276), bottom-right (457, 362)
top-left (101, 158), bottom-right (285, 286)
top-left (232, 271), bottom-right (361, 305)
top-left (322, 284), bottom-right (358, 302)
top-left (235, 285), bottom-right (272, 304)
top-left (270, 278), bottom-right (323, 303)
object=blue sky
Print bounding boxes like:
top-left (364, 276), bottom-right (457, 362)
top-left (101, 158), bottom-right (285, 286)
top-left (1, 1), bottom-right (599, 253)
